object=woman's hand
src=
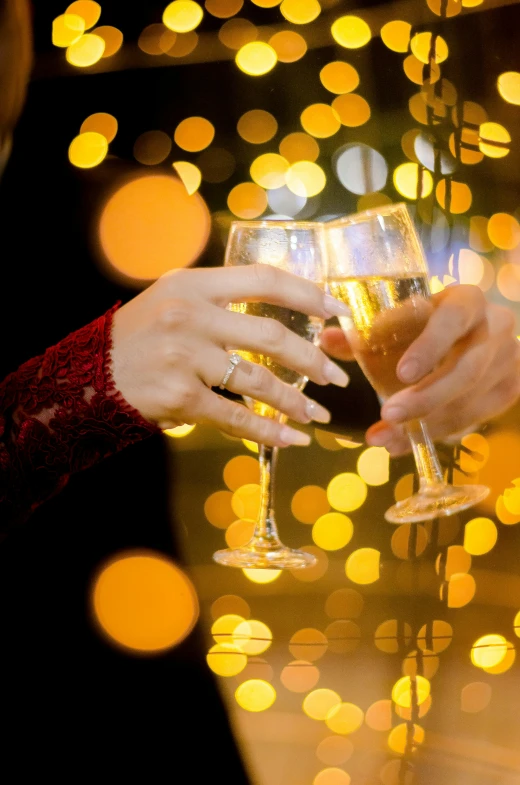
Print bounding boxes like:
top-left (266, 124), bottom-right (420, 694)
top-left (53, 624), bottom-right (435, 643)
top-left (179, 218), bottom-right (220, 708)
top-left (111, 265), bottom-right (350, 447)
top-left (321, 284), bottom-right (520, 455)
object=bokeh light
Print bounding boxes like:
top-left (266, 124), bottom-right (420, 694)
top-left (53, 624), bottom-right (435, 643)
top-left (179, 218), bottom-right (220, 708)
top-left (482, 642), bottom-right (516, 674)
top-left (211, 613), bottom-right (245, 643)
top-left (52, 14), bottom-right (85, 47)
top-left (92, 551), bottom-right (199, 653)
top-left (163, 423), bottom-right (196, 438)
top-left (68, 131), bottom-right (108, 168)
top-left (242, 567), bottom-right (282, 583)
top-left (461, 682), bottom-right (492, 713)
top-left (289, 628), bottom-right (328, 661)
top-left (211, 594), bottom-right (250, 620)
top-left (279, 132), bottom-right (319, 164)
top-left (417, 620), bottom-right (452, 653)
top-left (174, 116), bottom-right (215, 152)
top-left (496, 264), bottom-right (520, 301)
top-left (250, 153), bottom-right (289, 190)
top-left (231, 483), bottom-right (261, 519)
top-left (99, 174), bottom-right (211, 281)
top-left (303, 688), bottom-right (341, 720)
top-left (172, 161), bottom-right (202, 194)
top-left (164, 30), bottom-right (199, 56)
top-left (497, 71), bottom-right (520, 105)
top-left (325, 588), bottom-right (364, 619)
top-left (235, 41), bottom-right (277, 75)
top-left (280, 660), bottom-right (320, 692)
top-left (312, 512), bottom-right (353, 550)
top-left (291, 485), bottom-right (330, 524)
top-left (331, 94), bottom-right (371, 127)
top-left (479, 122), bottom-right (510, 158)
top-left (392, 675), bottom-right (431, 708)
top-left (388, 723), bottom-right (425, 754)
top-left (375, 620), bottom-right (412, 653)
top-left (66, 33), bottom-right (105, 66)
top-left (286, 161), bottom-right (326, 198)
top-left (80, 112), bottom-right (118, 142)
top-left (410, 32), bottom-right (448, 64)
top-left (402, 649), bottom-right (439, 679)
top-left (357, 447), bottom-right (389, 485)
top-left (327, 473), bottom-right (367, 512)
top-left (163, 1), bottom-right (204, 33)
top-left (291, 546), bottom-right (329, 582)
top-left (393, 163), bottom-right (433, 199)
top-left (391, 523), bottom-right (429, 559)
top-left (436, 179), bottom-right (472, 214)
top-left (487, 212), bottom-right (520, 250)
top-left (331, 16), bottom-right (371, 49)
top-left (325, 620), bottom-right (361, 654)
top-left (325, 702), bottom-right (364, 735)
top-left (445, 573), bottom-right (477, 608)
top-left (316, 736), bottom-right (354, 766)
top-left (225, 518), bottom-right (255, 547)
top-left (471, 634), bottom-right (508, 668)
top-left (345, 548), bottom-right (380, 585)
top-left (365, 700), bottom-right (393, 731)
top-left (464, 517), bottom-right (498, 555)
top-left (427, 0), bottom-right (461, 15)
top-left (269, 31), bottom-right (307, 63)
top-left (403, 55), bottom-right (439, 85)
top-left (320, 61), bottom-right (359, 94)
top-left (133, 130), bottom-right (172, 165)
top-left (205, 0), bottom-right (244, 17)
top-left (334, 144), bottom-right (388, 195)
top-left (314, 769), bottom-right (351, 785)
top-left (280, 0), bottom-right (321, 24)
top-left (380, 20), bottom-right (411, 52)
top-left (234, 619), bottom-right (273, 655)
top-left (228, 182), bottom-right (268, 218)
top-left (223, 455), bottom-right (260, 491)
top-left (300, 104), bottom-right (341, 138)
top-left (469, 216), bottom-right (494, 253)
top-left (207, 643), bottom-right (248, 676)
top-left (197, 147), bottom-right (236, 182)
top-left (66, 1), bottom-right (100, 28)
top-left (238, 109), bottom-right (278, 143)
top-left (219, 17), bottom-right (258, 49)
top-left (235, 679), bottom-right (276, 711)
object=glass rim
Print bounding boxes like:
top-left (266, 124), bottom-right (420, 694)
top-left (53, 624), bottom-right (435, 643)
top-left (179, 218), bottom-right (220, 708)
top-left (325, 202), bottom-right (409, 228)
top-left (230, 219), bottom-right (324, 231)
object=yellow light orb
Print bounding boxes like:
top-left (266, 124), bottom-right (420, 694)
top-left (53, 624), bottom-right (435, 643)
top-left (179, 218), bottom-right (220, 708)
top-left (462, 0), bottom-right (483, 6)
top-left (303, 688), bottom-right (341, 720)
top-left (331, 16), bottom-right (371, 49)
top-left (223, 455), bottom-right (259, 491)
top-left (235, 41), bottom-right (277, 76)
top-left (211, 613), bottom-right (245, 644)
top-left (514, 610), bottom-right (520, 638)
top-left (219, 17), bottom-right (257, 49)
top-left (300, 103), bottom-right (341, 138)
top-left (290, 628), bottom-right (328, 661)
top-left (357, 446), bottom-right (389, 486)
top-left (165, 30), bottom-right (199, 57)
top-left (464, 517), bottom-right (498, 556)
top-left (410, 32), bottom-right (448, 64)
top-left (233, 619), bottom-right (273, 655)
top-left (331, 93), bottom-right (371, 127)
top-left (206, 643), bottom-right (248, 676)
top-left (375, 619), bottom-right (412, 654)
top-left (325, 702), bottom-right (364, 735)
top-left (172, 161), bottom-right (202, 194)
top-left (498, 71), bottom-right (520, 105)
top-left (453, 249), bottom-right (484, 286)
top-left (228, 182), bottom-right (268, 218)
top-left (380, 20), bottom-right (411, 52)
top-left (280, 660), bottom-right (320, 693)
top-left (68, 131), bottom-right (108, 168)
top-left (325, 619), bottom-right (361, 654)
top-left (482, 642), bottom-right (515, 674)
top-left (320, 61), bottom-right (359, 94)
top-left (417, 620), bottom-right (452, 653)
top-left (235, 679), bottom-right (276, 711)
top-left (204, 489), bottom-right (235, 528)
top-left (242, 567), bottom-right (282, 583)
top-left (445, 572), bottom-right (476, 608)
top-left (80, 112), bottom-right (118, 143)
top-left (471, 634), bottom-right (508, 668)
top-left (388, 723), bottom-right (425, 754)
top-left (231, 483), bottom-right (261, 520)
top-left (205, 0), bottom-right (244, 17)
top-left (403, 54), bottom-right (439, 85)
top-left (250, 153), bottom-right (289, 190)
top-left (291, 485), bottom-right (330, 524)
top-left (163, 423), bottom-right (196, 438)
top-left (314, 767), bottom-right (351, 785)
top-left (251, 0), bottom-right (281, 6)
top-left (133, 130), bottom-right (172, 165)
top-left (174, 116), bottom-right (215, 152)
top-left (391, 524), bottom-right (429, 560)
top-left (269, 30), bottom-right (307, 63)
top-left (279, 132), bottom-right (320, 164)
top-left (211, 594), bottom-right (250, 620)
top-left (496, 264), bottom-right (520, 302)
top-left (436, 544), bottom-right (471, 579)
top-left (327, 472), bottom-right (367, 512)
top-left (280, 0), bottom-right (321, 24)
top-left (163, 0), bottom-right (204, 32)
top-left (286, 161), bottom-right (326, 197)
top-left (92, 552), bottom-right (199, 653)
top-left (66, 33), bottom-right (105, 66)
top-left (312, 512), bottom-right (353, 551)
top-left (225, 518), bottom-right (255, 548)
top-left (479, 122), bottom-right (510, 158)
top-left (345, 548), bottom-right (380, 585)
top-left (52, 14), bottom-right (85, 47)
top-left (94, 25), bottom-right (124, 57)
top-left (392, 675), bottom-right (431, 708)
top-left (237, 109), bottom-right (278, 144)
top-left (66, 1), bottom-right (100, 29)
top-left (427, 0), bottom-right (461, 16)
top-left (461, 681), bottom-right (492, 713)
top-left (487, 212), bottom-right (520, 250)
top-left (393, 162), bottom-right (433, 199)
top-left (436, 179), bottom-right (472, 214)
top-left (325, 588), bottom-right (364, 620)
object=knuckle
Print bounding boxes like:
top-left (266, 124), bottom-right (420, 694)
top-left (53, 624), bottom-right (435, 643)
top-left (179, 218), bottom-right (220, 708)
top-left (248, 364), bottom-right (271, 396)
top-left (251, 263), bottom-right (277, 290)
top-left (229, 403), bottom-right (250, 434)
top-left (160, 298), bottom-right (194, 330)
top-left (260, 317), bottom-right (286, 348)
top-left (173, 380), bottom-right (197, 411)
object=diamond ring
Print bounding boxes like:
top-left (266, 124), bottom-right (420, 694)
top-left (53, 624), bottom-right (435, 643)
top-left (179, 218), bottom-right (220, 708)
top-left (219, 352), bottom-right (241, 390)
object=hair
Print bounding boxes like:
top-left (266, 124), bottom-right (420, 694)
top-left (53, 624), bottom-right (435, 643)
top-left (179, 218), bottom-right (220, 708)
top-left (0, 0), bottom-right (33, 145)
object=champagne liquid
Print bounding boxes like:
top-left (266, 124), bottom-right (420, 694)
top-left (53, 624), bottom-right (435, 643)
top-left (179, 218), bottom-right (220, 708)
top-left (229, 302), bottom-right (322, 419)
top-left (328, 275), bottom-right (432, 400)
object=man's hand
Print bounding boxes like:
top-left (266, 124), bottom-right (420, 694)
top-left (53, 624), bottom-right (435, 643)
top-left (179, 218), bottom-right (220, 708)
top-left (321, 284), bottom-right (520, 455)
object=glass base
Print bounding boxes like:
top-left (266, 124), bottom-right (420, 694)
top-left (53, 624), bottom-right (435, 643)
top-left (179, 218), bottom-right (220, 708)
top-left (384, 483), bottom-right (490, 524)
top-left (213, 541), bottom-right (317, 570)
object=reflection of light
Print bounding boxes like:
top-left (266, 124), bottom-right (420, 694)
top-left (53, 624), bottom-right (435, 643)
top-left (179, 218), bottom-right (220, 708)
top-left (69, 131), bottom-right (108, 168)
top-left (163, 0), bottom-right (204, 32)
top-left (228, 182), bottom-right (268, 218)
top-left (52, 14), bottom-right (85, 47)
top-left (325, 702), bottom-right (364, 735)
top-left (242, 567), bottom-right (281, 583)
top-left (269, 30), bottom-right (307, 62)
top-left (320, 61), bottom-right (359, 94)
top-left (81, 112), bottom-right (118, 142)
top-left (327, 473), bottom-right (367, 512)
top-left (301, 104), bottom-right (341, 138)
top-left (207, 643), bottom-right (248, 676)
top-left (163, 423), bottom-right (196, 438)
top-left (174, 116), bottom-right (215, 152)
top-left (95, 25), bottom-right (124, 56)
top-left (303, 689), bottom-right (341, 720)
top-left (345, 548), bottom-right (380, 584)
top-left (331, 94), bottom-right (371, 127)
top-left (172, 161), bottom-right (202, 194)
top-left (497, 71), bottom-right (520, 105)
top-left (99, 175), bottom-right (211, 281)
top-left (286, 161), bottom-right (326, 197)
top-left (280, 0), bottom-right (321, 24)
top-left (280, 660), bottom-right (320, 692)
top-left (471, 634), bottom-right (509, 668)
top-left (238, 109), bottom-right (278, 143)
top-left (393, 162), bottom-right (433, 199)
top-left (235, 41), bottom-right (277, 75)
top-left (134, 130), bottom-right (172, 165)
top-left (464, 517), bottom-right (498, 555)
top-left (235, 679), bottom-right (276, 711)
top-left (92, 551), bottom-right (199, 653)
top-left (331, 16), bottom-right (371, 49)
top-left (66, 1), bottom-right (101, 29)
top-left (312, 512), bottom-right (353, 551)
top-left (380, 20), bottom-right (411, 52)
top-left (66, 33), bottom-right (105, 66)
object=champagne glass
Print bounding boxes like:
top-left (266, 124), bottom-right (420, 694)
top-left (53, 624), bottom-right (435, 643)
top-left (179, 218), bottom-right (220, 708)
top-left (213, 220), bottom-right (326, 569)
top-left (325, 203), bottom-right (489, 524)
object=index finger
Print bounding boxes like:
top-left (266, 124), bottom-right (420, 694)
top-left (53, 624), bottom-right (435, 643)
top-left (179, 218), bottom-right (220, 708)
top-left (193, 265), bottom-right (349, 319)
top-left (396, 284), bottom-right (487, 384)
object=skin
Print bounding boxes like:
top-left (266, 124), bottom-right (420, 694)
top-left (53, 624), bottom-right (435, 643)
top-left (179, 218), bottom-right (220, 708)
top-left (321, 284), bottom-right (520, 455)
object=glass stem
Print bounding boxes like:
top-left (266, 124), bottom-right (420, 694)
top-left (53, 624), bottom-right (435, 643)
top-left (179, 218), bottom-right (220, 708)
top-left (253, 444), bottom-right (281, 546)
top-left (405, 419), bottom-right (446, 492)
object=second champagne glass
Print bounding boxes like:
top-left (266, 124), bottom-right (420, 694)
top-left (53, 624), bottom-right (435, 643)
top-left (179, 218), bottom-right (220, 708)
top-left (213, 220), bottom-right (326, 569)
top-left (325, 203), bottom-right (489, 524)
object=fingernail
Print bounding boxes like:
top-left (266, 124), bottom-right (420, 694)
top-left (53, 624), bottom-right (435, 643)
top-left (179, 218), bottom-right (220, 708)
top-left (382, 405), bottom-right (407, 423)
top-left (398, 359), bottom-right (420, 383)
top-left (323, 294), bottom-right (349, 317)
top-left (305, 399), bottom-right (331, 424)
top-left (367, 429), bottom-right (391, 447)
top-left (280, 426), bottom-right (311, 446)
top-left (324, 360), bottom-right (350, 387)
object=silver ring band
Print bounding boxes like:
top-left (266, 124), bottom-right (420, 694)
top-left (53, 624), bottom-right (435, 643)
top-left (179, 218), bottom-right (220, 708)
top-left (219, 352), bottom-right (241, 390)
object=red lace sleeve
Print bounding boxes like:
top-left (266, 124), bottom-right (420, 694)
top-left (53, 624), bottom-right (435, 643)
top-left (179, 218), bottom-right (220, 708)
top-left (0, 303), bottom-right (159, 528)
